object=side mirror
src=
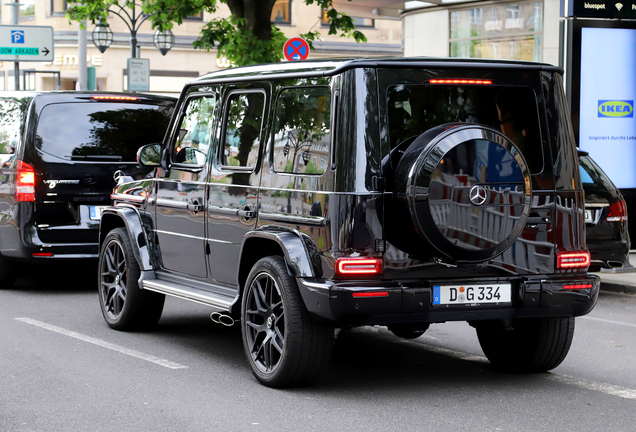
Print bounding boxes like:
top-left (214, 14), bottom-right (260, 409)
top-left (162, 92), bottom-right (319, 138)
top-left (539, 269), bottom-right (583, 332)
top-left (137, 143), bottom-right (162, 167)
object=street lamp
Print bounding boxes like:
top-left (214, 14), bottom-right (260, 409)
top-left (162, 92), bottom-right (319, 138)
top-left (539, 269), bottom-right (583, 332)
top-left (92, 21), bottom-right (113, 54)
top-left (153, 29), bottom-right (175, 56)
top-left (90, 3), bottom-right (174, 58)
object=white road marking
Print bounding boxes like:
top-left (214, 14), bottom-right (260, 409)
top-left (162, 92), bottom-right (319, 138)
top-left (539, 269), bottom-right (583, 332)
top-left (391, 333), bottom-right (636, 401)
top-left (15, 317), bottom-right (188, 370)
top-left (545, 374), bottom-right (636, 400)
top-left (579, 315), bottom-right (636, 328)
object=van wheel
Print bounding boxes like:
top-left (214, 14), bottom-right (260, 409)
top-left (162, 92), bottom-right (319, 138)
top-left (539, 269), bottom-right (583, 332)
top-left (475, 317), bottom-right (575, 373)
top-left (0, 254), bottom-right (15, 288)
top-left (241, 256), bottom-right (334, 388)
top-left (98, 228), bottom-right (165, 330)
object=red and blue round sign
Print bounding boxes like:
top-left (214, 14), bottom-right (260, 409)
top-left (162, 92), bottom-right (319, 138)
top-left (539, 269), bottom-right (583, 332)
top-left (283, 37), bottom-right (310, 61)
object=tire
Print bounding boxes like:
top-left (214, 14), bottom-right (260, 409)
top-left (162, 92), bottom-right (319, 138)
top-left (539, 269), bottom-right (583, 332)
top-left (98, 227), bottom-right (165, 330)
top-left (384, 123), bottom-right (531, 262)
top-left (476, 317), bottom-right (575, 373)
top-left (0, 254), bottom-right (15, 289)
top-left (241, 256), bottom-right (334, 388)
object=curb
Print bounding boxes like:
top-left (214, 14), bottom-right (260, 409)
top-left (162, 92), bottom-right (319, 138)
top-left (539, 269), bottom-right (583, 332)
top-left (600, 281), bottom-right (636, 295)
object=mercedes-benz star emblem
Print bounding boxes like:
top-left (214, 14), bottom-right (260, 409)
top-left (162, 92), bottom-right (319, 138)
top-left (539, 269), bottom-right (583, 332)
top-left (469, 184), bottom-right (488, 206)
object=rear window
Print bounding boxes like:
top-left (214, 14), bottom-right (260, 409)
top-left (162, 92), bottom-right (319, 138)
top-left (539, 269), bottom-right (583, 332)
top-left (35, 102), bottom-right (173, 162)
top-left (387, 84), bottom-right (543, 174)
top-left (579, 155), bottom-right (616, 191)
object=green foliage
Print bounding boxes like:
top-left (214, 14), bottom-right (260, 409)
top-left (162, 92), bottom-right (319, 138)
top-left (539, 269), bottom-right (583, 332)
top-left (67, 0), bottom-right (367, 67)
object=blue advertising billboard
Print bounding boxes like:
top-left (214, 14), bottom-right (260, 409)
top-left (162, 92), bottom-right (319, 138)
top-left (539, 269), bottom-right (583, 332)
top-left (578, 26), bottom-right (636, 188)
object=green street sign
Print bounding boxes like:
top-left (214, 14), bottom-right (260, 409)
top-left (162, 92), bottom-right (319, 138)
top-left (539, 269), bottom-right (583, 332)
top-left (0, 47), bottom-right (40, 56)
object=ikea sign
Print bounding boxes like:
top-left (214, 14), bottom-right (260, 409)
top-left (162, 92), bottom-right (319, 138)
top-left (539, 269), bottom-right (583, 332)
top-left (598, 100), bottom-right (634, 117)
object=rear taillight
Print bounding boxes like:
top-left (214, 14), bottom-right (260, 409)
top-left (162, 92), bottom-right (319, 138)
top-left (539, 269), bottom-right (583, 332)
top-left (563, 283), bottom-right (593, 290)
top-left (429, 79), bottom-right (492, 85)
top-left (16, 160), bottom-right (35, 202)
top-left (335, 257), bottom-right (383, 277)
top-left (557, 251), bottom-right (591, 270)
top-left (607, 200), bottom-right (627, 222)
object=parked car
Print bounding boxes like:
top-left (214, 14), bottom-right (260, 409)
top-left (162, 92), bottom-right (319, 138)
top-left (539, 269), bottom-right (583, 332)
top-left (578, 150), bottom-right (631, 271)
top-left (98, 58), bottom-right (599, 388)
top-left (0, 91), bottom-right (176, 285)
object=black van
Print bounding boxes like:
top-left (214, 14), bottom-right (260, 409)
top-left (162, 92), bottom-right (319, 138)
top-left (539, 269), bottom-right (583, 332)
top-left (0, 92), bottom-right (175, 285)
top-left (97, 59), bottom-right (599, 388)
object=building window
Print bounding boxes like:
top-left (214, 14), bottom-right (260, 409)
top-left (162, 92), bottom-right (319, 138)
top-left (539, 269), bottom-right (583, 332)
top-left (449, 1), bottom-right (543, 62)
top-left (271, 0), bottom-right (291, 24)
top-left (51, 0), bottom-right (67, 15)
top-left (321, 10), bottom-right (374, 28)
top-left (186, 11), bottom-right (203, 21)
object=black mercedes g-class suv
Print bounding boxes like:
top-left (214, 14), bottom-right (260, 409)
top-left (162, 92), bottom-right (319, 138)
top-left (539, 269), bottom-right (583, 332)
top-left (0, 92), bottom-right (175, 285)
top-left (97, 58), bottom-right (599, 388)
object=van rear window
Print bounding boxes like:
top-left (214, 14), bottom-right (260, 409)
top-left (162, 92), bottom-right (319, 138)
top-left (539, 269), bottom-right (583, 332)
top-left (387, 84), bottom-right (543, 174)
top-left (36, 102), bottom-right (172, 162)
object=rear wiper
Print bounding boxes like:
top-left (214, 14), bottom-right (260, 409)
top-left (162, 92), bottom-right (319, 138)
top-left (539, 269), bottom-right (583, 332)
top-left (67, 155), bottom-right (124, 160)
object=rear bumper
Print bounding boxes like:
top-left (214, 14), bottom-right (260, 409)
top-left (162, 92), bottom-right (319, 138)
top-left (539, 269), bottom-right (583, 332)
top-left (587, 239), bottom-right (630, 268)
top-left (297, 275), bottom-right (600, 326)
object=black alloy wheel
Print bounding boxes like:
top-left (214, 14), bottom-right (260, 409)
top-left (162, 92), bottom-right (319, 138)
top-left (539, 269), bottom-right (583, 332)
top-left (98, 228), bottom-right (164, 330)
top-left (241, 256), bottom-right (334, 388)
top-left (244, 270), bottom-right (285, 375)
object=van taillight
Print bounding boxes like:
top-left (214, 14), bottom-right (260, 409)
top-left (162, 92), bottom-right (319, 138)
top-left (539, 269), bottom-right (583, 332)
top-left (607, 200), bottom-right (627, 222)
top-left (16, 160), bottom-right (35, 202)
top-left (335, 257), bottom-right (383, 277)
top-left (557, 251), bottom-right (591, 270)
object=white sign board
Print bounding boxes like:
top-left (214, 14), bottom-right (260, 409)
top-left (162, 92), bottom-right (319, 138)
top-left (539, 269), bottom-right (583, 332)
top-left (127, 58), bottom-right (150, 91)
top-left (0, 25), bottom-right (54, 62)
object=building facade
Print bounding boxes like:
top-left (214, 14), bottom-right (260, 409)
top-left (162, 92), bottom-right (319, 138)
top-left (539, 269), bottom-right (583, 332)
top-left (0, 0), bottom-right (402, 93)
top-left (403, 0), bottom-right (561, 67)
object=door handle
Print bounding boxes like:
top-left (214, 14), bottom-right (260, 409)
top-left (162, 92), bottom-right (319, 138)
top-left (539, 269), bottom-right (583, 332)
top-left (237, 205), bottom-right (256, 219)
top-left (188, 201), bottom-right (204, 213)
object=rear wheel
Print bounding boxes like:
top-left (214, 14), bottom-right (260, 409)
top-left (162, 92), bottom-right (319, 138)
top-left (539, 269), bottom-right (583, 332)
top-left (475, 317), bottom-right (575, 373)
top-left (98, 228), bottom-right (165, 330)
top-left (241, 256), bottom-right (334, 388)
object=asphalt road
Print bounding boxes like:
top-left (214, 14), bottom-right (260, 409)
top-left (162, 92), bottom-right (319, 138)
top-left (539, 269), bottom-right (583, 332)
top-left (1, 267), bottom-right (635, 432)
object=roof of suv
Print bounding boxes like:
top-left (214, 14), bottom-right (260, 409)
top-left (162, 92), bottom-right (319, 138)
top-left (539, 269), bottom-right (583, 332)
top-left (193, 57), bottom-right (562, 84)
top-left (0, 91), bottom-right (175, 105)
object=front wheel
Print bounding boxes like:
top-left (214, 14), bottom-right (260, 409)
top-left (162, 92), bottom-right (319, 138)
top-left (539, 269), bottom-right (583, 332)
top-left (241, 256), bottom-right (334, 388)
top-left (98, 228), bottom-right (165, 330)
top-left (475, 317), bottom-right (575, 373)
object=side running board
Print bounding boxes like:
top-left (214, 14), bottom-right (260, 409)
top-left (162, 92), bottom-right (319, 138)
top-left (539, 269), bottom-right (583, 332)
top-left (142, 279), bottom-right (235, 311)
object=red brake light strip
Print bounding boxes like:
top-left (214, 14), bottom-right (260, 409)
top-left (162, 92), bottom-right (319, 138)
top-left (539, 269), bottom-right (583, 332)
top-left (563, 283), bottom-right (593, 290)
top-left (429, 79), bottom-right (492, 85)
top-left (90, 96), bottom-right (140, 101)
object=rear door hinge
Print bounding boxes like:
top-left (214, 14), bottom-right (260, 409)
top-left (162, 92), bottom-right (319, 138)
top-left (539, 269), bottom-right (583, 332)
top-left (205, 243), bottom-right (211, 255)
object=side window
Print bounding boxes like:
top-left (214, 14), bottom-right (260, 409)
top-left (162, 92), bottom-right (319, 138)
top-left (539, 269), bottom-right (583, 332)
top-left (272, 87), bottom-right (331, 175)
top-left (221, 92), bottom-right (265, 169)
top-left (174, 96), bottom-right (216, 165)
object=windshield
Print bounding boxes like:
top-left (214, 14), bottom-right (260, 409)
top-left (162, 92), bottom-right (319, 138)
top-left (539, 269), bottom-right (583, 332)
top-left (36, 102), bottom-right (173, 162)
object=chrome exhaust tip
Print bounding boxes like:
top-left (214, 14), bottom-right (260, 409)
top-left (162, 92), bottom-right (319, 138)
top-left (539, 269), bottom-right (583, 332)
top-left (210, 312), bottom-right (235, 327)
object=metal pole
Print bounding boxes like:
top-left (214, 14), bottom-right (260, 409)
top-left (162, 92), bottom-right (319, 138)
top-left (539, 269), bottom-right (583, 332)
top-left (9, 1), bottom-right (19, 90)
top-left (78, 20), bottom-right (87, 90)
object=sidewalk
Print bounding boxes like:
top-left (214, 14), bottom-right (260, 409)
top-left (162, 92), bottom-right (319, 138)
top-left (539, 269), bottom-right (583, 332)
top-left (595, 253), bottom-right (636, 295)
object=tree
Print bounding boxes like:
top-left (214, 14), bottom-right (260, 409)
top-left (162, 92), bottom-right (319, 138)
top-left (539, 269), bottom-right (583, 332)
top-left (67, 0), bottom-right (367, 66)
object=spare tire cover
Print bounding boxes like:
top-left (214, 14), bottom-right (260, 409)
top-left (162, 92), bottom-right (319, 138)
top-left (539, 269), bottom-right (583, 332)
top-left (393, 124), bottom-right (531, 262)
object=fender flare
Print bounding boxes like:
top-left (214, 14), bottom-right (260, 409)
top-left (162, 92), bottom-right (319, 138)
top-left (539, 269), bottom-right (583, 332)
top-left (240, 228), bottom-right (318, 279)
top-left (99, 205), bottom-right (154, 272)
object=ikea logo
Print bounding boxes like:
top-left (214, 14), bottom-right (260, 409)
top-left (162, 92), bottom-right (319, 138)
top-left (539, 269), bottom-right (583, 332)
top-left (598, 100), bottom-right (634, 118)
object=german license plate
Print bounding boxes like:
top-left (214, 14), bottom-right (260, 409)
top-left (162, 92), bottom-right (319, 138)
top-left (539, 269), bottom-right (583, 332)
top-left (89, 206), bottom-right (107, 220)
top-left (584, 209), bottom-right (594, 223)
top-left (432, 283), bottom-right (512, 306)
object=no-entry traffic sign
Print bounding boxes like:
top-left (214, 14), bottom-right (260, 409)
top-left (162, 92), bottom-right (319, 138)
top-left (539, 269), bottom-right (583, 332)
top-left (0, 25), bottom-right (54, 62)
top-left (283, 37), bottom-right (309, 61)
